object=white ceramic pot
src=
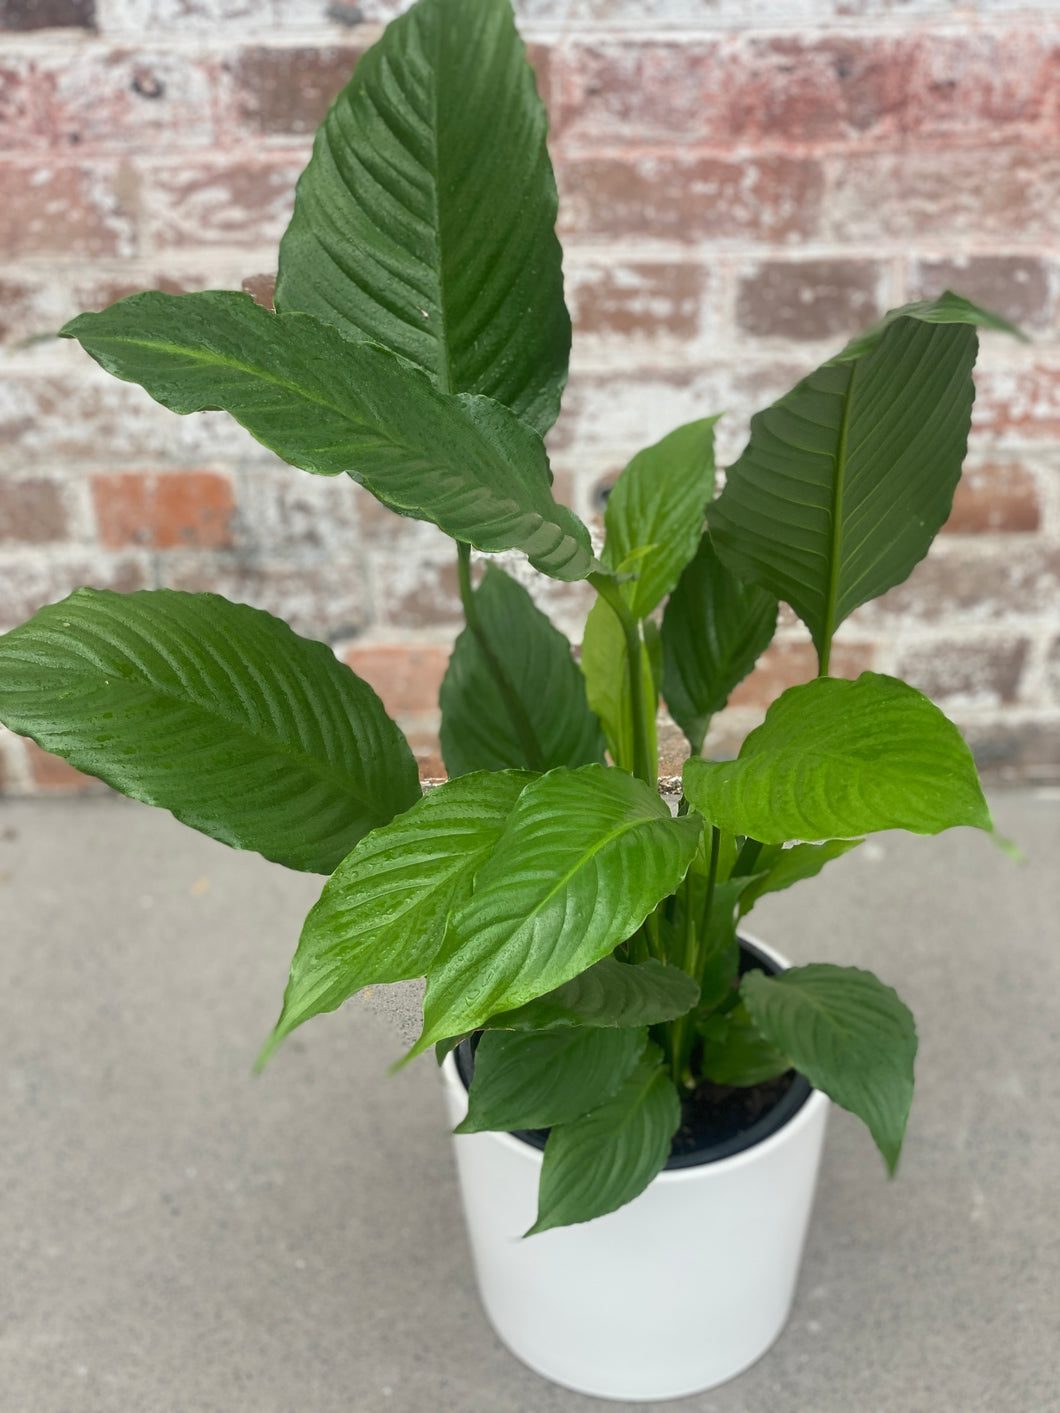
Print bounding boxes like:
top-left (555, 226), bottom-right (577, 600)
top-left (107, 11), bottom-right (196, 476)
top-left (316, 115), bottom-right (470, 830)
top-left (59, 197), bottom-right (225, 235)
top-left (440, 936), bottom-right (830, 1403)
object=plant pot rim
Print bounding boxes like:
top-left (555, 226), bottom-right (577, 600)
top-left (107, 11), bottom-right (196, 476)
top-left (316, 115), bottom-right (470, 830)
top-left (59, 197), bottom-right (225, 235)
top-left (445, 931), bottom-right (829, 1184)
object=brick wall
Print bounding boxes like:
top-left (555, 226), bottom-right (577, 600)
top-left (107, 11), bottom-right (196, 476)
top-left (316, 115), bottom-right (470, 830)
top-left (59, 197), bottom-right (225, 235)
top-left (2, 0), bottom-right (1059, 796)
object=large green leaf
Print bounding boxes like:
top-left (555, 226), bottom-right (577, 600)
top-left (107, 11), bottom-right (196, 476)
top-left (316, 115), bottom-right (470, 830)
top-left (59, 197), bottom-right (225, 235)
top-left (708, 294), bottom-right (1014, 668)
top-left (601, 418), bottom-right (718, 618)
top-left (484, 957), bottom-right (699, 1030)
top-left (455, 1026), bottom-right (647, 1133)
top-left (258, 771), bottom-right (531, 1066)
top-left (440, 566), bottom-right (604, 776)
top-left (0, 589), bottom-right (419, 873)
top-left (580, 596), bottom-right (657, 777)
top-left (683, 672), bottom-right (992, 843)
top-left (661, 533), bottom-right (778, 754)
top-left (738, 839), bottom-right (863, 916)
top-left (742, 964), bottom-right (917, 1173)
top-left (528, 1043), bottom-right (681, 1234)
top-left (275, 0), bottom-right (569, 436)
top-left (61, 292), bottom-right (593, 582)
top-left (698, 1002), bottom-right (791, 1087)
top-left (413, 765), bottom-right (702, 1054)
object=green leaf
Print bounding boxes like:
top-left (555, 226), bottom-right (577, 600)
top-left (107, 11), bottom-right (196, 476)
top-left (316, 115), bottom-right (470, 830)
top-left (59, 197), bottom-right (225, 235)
top-left (413, 764), bottom-right (702, 1055)
top-left (580, 596), bottom-right (657, 775)
top-left (693, 877), bottom-right (762, 1012)
top-left (275, 0), bottom-right (569, 436)
top-left (0, 588), bottom-right (419, 874)
top-left (61, 292), bottom-right (593, 582)
top-left (742, 964), bottom-right (917, 1173)
top-left (738, 839), bottom-right (864, 916)
top-left (661, 533), bottom-right (778, 754)
top-left (258, 771), bottom-right (531, 1066)
top-left (528, 1043), bottom-right (681, 1234)
top-left (683, 672), bottom-right (992, 843)
top-left (601, 418), bottom-right (718, 618)
top-left (483, 957), bottom-right (699, 1030)
top-left (440, 566), bottom-right (605, 776)
top-left (455, 1026), bottom-right (647, 1133)
top-left (698, 1002), bottom-right (792, 1087)
top-left (708, 294), bottom-right (1013, 667)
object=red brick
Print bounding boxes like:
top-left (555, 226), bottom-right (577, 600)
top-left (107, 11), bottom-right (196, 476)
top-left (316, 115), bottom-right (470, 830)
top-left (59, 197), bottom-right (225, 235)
top-left (907, 256), bottom-right (1052, 336)
top-left (943, 462), bottom-right (1040, 534)
top-left (40, 48), bottom-right (216, 149)
top-left (404, 729), bottom-right (445, 783)
top-left (0, 0), bottom-right (94, 28)
top-left (567, 262), bottom-right (706, 341)
top-left (727, 638), bottom-right (876, 709)
top-left (163, 558), bottom-right (371, 642)
top-left (736, 258), bottom-right (883, 342)
top-left (0, 162), bottom-right (137, 258)
top-left (343, 643), bottom-right (449, 717)
top-left (896, 637), bottom-right (1029, 708)
top-left (859, 545), bottom-right (1060, 625)
top-left (375, 557), bottom-right (462, 630)
top-left (823, 148), bottom-right (1060, 245)
top-left (0, 58), bottom-right (48, 151)
top-left (224, 46), bottom-right (362, 136)
top-left (92, 472), bottom-right (234, 550)
top-left (557, 153), bottom-right (823, 244)
top-left (240, 272), bottom-right (276, 311)
top-left (973, 366), bottom-right (1060, 440)
top-left (0, 556), bottom-right (146, 632)
top-left (554, 41), bottom-right (727, 144)
top-left (24, 741), bottom-right (101, 791)
top-left (144, 157), bottom-right (303, 250)
top-left (0, 478), bottom-right (69, 544)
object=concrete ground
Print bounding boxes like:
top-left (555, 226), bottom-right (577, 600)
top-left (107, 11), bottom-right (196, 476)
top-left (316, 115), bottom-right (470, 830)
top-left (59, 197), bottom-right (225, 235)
top-left (1, 789), bottom-right (1058, 1413)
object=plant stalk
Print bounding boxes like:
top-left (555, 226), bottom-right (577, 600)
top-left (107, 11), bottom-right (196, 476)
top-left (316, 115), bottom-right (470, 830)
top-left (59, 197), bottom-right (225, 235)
top-left (456, 542), bottom-right (547, 773)
top-left (588, 572), bottom-right (654, 787)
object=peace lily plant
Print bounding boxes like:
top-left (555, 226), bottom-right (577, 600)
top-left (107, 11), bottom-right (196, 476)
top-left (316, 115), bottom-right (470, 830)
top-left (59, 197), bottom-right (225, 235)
top-left (0, 0), bottom-right (1016, 1237)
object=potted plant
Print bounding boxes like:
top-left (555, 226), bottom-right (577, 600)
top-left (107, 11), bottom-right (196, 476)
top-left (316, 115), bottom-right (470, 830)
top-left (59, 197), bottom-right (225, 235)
top-left (0, 0), bottom-right (1019, 1401)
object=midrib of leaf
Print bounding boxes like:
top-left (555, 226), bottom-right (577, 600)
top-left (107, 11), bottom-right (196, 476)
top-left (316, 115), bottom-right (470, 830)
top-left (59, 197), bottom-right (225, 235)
top-left (425, 18), bottom-right (452, 397)
top-left (26, 621), bottom-right (380, 812)
top-left (820, 358), bottom-right (859, 674)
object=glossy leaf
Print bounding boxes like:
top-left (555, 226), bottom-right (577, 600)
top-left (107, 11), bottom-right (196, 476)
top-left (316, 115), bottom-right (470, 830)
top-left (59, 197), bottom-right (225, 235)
top-left (683, 672), bottom-right (992, 843)
top-left (580, 596), bottom-right (657, 776)
top-left (440, 566), bottom-right (604, 776)
top-left (528, 1043), bottom-right (681, 1234)
top-left (258, 771), bottom-right (531, 1065)
top-left (484, 957), bottom-right (699, 1030)
top-left (742, 963), bottom-right (917, 1173)
top-left (738, 838), bottom-right (864, 915)
top-left (456, 1026), bottom-right (647, 1133)
top-left (708, 294), bottom-right (1013, 667)
top-left (602, 418), bottom-right (718, 618)
top-left (413, 765), bottom-right (702, 1054)
top-left (61, 292), bottom-right (593, 581)
top-left (698, 1001), bottom-right (791, 1087)
top-left (661, 533), bottom-right (778, 754)
top-left (0, 588), bottom-right (419, 873)
top-left (275, 0), bottom-right (569, 435)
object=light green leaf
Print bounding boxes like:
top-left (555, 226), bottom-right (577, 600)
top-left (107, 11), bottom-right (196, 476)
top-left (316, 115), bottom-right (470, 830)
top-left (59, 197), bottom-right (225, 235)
top-left (602, 418), bottom-right (718, 618)
top-left (698, 1001), bottom-right (792, 1087)
top-left (413, 765), bottom-right (702, 1054)
top-left (440, 566), bottom-right (604, 776)
top-left (661, 533), bottom-right (778, 754)
top-left (683, 672), bottom-right (992, 843)
top-left (0, 588), bottom-right (419, 874)
top-left (708, 294), bottom-right (1015, 667)
top-left (275, 0), bottom-right (569, 435)
top-left (528, 1043), bottom-right (681, 1234)
top-left (455, 1026), bottom-right (647, 1133)
top-left (738, 839), bottom-right (864, 915)
top-left (61, 292), bottom-right (592, 582)
top-left (258, 771), bottom-right (531, 1066)
top-left (484, 957), bottom-right (699, 1030)
top-left (742, 964), bottom-right (917, 1173)
top-left (580, 596), bottom-right (657, 776)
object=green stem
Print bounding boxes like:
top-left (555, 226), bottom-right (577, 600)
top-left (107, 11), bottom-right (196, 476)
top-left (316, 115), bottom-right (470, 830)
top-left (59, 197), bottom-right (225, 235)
top-left (732, 836), bottom-right (763, 878)
top-left (588, 572), bottom-right (653, 787)
top-left (697, 826), bottom-right (722, 967)
top-left (456, 542), bottom-right (546, 773)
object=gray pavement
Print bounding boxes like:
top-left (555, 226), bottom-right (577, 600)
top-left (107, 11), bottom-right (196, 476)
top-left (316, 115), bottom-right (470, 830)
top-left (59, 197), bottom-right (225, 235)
top-left (1, 789), bottom-right (1058, 1413)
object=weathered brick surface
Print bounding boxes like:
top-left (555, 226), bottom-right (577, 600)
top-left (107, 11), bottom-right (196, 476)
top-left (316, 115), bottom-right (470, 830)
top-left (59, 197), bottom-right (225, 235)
top-left (735, 258), bottom-right (883, 342)
top-left (1, 4), bottom-right (1058, 791)
top-left (24, 741), bottom-right (101, 791)
top-left (91, 471), bottom-right (235, 549)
